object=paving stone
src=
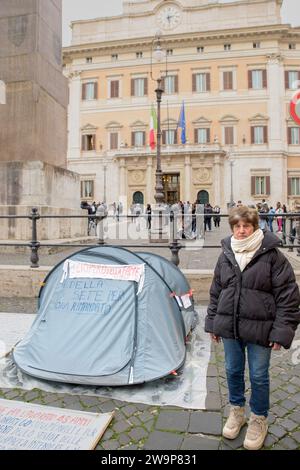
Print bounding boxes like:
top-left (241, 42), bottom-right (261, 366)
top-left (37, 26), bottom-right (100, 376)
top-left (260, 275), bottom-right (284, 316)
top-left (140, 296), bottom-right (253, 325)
top-left (189, 411), bottom-right (222, 436)
top-left (277, 418), bottom-right (298, 432)
top-left (129, 427), bottom-right (148, 442)
top-left (155, 410), bottom-right (190, 433)
top-left (290, 377), bottom-right (300, 387)
top-left (206, 377), bottom-right (219, 393)
top-left (23, 390), bottom-right (41, 401)
top-left (79, 396), bottom-right (103, 408)
top-left (138, 410), bottom-right (154, 423)
top-left (99, 400), bottom-right (118, 413)
top-left (118, 434), bottom-right (132, 447)
top-left (129, 416), bottom-right (141, 426)
top-left (113, 420), bottom-right (132, 433)
top-left (222, 426), bottom-right (247, 450)
top-left (263, 434), bottom-right (278, 448)
top-left (102, 440), bottom-right (120, 450)
top-left (62, 401), bottom-right (84, 411)
top-left (269, 425), bottom-right (287, 439)
top-left (144, 431), bottom-right (183, 450)
top-left (135, 403), bottom-right (150, 411)
top-left (144, 419), bottom-right (155, 433)
top-left (122, 405), bottom-right (139, 417)
top-left (112, 400), bottom-right (125, 407)
top-left (281, 384), bottom-right (298, 394)
top-left (4, 390), bottom-right (24, 400)
top-left (272, 444), bottom-right (288, 450)
top-left (288, 410), bottom-right (300, 423)
top-left (290, 393), bottom-right (300, 405)
top-left (272, 390), bottom-right (289, 402)
top-left (181, 436), bottom-right (220, 450)
top-left (271, 405), bottom-right (289, 418)
top-left (290, 431), bottom-right (300, 442)
top-left (207, 365), bottom-right (218, 377)
top-left (280, 399), bottom-right (297, 411)
top-left (205, 392), bottom-right (221, 410)
top-left (267, 413), bottom-right (276, 425)
top-left (278, 436), bottom-right (299, 450)
top-left (102, 429), bottom-right (114, 441)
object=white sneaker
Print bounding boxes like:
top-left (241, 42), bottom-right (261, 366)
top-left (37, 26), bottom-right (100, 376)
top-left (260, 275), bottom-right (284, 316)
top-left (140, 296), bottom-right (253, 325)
top-left (243, 413), bottom-right (268, 450)
top-left (222, 405), bottom-right (247, 440)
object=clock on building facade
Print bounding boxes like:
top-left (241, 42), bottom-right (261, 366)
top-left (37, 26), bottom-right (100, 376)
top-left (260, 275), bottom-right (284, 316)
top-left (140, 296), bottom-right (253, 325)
top-left (156, 4), bottom-right (182, 30)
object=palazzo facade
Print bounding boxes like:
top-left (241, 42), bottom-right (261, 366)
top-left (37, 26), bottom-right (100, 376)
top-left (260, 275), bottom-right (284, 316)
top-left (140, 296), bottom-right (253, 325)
top-left (63, 0), bottom-right (300, 211)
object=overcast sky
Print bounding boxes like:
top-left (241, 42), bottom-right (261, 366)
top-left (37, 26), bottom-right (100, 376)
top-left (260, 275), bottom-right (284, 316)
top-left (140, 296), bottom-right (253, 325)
top-left (62, 0), bottom-right (300, 46)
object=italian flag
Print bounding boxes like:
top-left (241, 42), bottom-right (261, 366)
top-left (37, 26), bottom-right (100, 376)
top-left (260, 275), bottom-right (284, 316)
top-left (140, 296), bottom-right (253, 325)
top-left (149, 104), bottom-right (157, 150)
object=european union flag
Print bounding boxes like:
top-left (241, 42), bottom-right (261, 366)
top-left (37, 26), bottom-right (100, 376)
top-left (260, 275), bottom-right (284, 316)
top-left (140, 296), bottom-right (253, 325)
top-left (178, 101), bottom-right (186, 144)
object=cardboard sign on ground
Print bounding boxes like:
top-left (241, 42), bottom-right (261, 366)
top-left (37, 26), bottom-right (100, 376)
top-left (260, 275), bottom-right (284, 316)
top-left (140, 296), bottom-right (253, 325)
top-left (0, 398), bottom-right (113, 450)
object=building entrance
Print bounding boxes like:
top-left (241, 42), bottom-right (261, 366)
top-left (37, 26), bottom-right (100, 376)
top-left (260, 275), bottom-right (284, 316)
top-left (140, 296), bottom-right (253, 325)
top-left (162, 174), bottom-right (180, 204)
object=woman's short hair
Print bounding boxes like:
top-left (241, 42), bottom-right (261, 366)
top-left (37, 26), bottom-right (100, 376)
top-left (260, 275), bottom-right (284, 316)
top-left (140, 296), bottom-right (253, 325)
top-left (228, 206), bottom-right (259, 231)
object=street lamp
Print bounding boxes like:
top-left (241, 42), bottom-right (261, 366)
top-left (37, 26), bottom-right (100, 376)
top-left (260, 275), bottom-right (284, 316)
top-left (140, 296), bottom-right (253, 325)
top-left (228, 147), bottom-right (235, 207)
top-left (103, 163), bottom-right (107, 203)
top-left (150, 33), bottom-right (168, 205)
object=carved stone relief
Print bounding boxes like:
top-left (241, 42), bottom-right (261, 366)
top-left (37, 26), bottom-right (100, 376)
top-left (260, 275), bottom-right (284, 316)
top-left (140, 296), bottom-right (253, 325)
top-left (129, 170), bottom-right (145, 185)
top-left (193, 167), bottom-right (212, 185)
top-left (8, 16), bottom-right (28, 47)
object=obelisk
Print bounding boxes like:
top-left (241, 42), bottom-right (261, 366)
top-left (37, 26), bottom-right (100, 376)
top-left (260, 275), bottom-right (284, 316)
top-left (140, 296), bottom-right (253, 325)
top-left (0, 0), bottom-right (84, 240)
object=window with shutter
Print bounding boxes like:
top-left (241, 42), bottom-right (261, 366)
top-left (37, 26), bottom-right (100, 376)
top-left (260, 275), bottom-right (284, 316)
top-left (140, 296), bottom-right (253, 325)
top-left (288, 178), bottom-right (292, 196)
top-left (206, 73), bottom-right (211, 92)
top-left (82, 134), bottom-right (95, 151)
top-left (223, 71), bottom-right (233, 90)
top-left (266, 176), bottom-right (270, 195)
top-left (263, 126), bottom-right (268, 144)
top-left (251, 176), bottom-right (256, 195)
top-left (110, 80), bottom-right (119, 98)
top-left (110, 133), bottom-right (118, 150)
top-left (224, 127), bottom-right (234, 145)
top-left (82, 82), bottom-right (97, 100)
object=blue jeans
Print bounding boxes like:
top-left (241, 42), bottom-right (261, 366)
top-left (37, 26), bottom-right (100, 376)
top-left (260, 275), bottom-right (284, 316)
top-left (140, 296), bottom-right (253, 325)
top-left (223, 339), bottom-right (271, 417)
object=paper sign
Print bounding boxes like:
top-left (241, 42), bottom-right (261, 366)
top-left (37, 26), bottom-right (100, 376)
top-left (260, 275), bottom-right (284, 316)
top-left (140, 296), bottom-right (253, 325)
top-left (61, 260), bottom-right (145, 294)
top-left (0, 399), bottom-right (113, 450)
top-left (181, 294), bottom-right (192, 309)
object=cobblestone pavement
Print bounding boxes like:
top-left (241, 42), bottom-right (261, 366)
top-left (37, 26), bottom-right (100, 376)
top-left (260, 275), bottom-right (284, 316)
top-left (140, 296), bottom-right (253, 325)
top-left (0, 305), bottom-right (299, 450)
top-left (0, 222), bottom-right (300, 450)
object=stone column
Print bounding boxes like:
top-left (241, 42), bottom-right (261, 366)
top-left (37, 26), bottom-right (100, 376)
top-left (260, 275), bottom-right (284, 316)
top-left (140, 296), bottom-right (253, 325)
top-left (67, 72), bottom-right (81, 159)
top-left (214, 155), bottom-right (221, 207)
top-left (184, 155), bottom-right (191, 202)
top-left (266, 54), bottom-right (285, 151)
top-left (146, 156), bottom-right (153, 203)
top-left (119, 158), bottom-right (126, 199)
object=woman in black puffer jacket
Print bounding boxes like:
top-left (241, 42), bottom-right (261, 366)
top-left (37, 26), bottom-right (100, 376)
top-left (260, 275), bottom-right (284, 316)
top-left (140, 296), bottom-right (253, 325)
top-left (205, 206), bottom-right (300, 451)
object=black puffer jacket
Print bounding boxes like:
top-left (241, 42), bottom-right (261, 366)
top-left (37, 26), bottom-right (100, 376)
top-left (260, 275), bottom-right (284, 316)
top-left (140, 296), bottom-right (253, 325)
top-left (205, 231), bottom-right (300, 348)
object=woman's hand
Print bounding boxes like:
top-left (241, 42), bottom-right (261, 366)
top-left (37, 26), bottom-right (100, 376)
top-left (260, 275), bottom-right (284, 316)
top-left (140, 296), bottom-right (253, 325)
top-left (210, 333), bottom-right (221, 343)
top-left (269, 342), bottom-right (281, 351)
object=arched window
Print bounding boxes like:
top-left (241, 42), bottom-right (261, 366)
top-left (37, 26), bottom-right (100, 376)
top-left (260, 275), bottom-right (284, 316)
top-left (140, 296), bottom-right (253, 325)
top-left (197, 190), bottom-right (209, 205)
top-left (133, 191), bottom-right (144, 204)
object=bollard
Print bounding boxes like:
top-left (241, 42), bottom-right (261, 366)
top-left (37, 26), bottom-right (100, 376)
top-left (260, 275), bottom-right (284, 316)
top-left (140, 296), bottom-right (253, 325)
top-left (297, 217), bottom-right (300, 257)
top-left (288, 217), bottom-right (294, 252)
top-left (97, 216), bottom-right (106, 245)
top-left (29, 207), bottom-right (40, 268)
top-left (169, 210), bottom-right (181, 266)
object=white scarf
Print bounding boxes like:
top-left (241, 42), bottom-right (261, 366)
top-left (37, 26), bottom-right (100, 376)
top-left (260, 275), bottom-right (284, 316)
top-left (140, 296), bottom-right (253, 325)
top-left (231, 229), bottom-right (264, 272)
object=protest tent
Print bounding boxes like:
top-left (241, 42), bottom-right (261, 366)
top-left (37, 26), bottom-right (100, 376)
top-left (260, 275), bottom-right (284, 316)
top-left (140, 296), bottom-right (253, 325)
top-left (13, 246), bottom-right (197, 386)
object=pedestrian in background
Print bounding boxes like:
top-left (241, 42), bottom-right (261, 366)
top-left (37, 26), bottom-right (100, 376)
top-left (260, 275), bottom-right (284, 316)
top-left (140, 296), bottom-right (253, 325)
top-left (205, 206), bottom-right (300, 450)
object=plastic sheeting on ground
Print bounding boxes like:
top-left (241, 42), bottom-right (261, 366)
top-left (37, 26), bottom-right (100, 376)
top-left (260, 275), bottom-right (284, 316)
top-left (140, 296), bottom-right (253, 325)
top-left (0, 307), bottom-right (210, 410)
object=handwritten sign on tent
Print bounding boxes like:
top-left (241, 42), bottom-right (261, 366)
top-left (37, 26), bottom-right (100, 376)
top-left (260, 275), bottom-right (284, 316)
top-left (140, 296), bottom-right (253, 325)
top-left (0, 399), bottom-right (113, 450)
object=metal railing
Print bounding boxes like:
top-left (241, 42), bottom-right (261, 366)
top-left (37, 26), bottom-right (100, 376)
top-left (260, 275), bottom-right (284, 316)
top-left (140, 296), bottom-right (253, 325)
top-left (0, 208), bottom-right (300, 268)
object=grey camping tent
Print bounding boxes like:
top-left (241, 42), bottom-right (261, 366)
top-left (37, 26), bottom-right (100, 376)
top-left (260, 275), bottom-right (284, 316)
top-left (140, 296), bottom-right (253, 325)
top-left (13, 246), bottom-right (197, 386)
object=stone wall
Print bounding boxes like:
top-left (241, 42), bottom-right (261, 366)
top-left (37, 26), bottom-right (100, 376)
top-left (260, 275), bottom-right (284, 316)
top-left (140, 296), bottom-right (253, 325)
top-left (0, 161), bottom-right (85, 240)
top-left (2, 267), bottom-right (300, 304)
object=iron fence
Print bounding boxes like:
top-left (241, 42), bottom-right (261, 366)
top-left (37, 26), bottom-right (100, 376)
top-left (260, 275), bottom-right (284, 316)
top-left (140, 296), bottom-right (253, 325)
top-left (0, 208), bottom-right (300, 268)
